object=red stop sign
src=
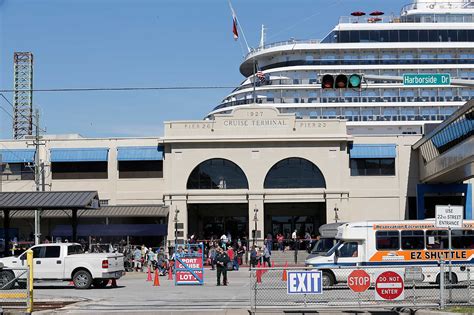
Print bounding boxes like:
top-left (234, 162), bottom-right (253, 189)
top-left (375, 271), bottom-right (404, 300)
top-left (347, 270), bottom-right (371, 293)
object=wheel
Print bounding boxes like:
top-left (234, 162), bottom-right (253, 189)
top-left (73, 270), bottom-right (93, 289)
top-left (436, 272), bottom-right (458, 285)
top-left (322, 271), bottom-right (335, 287)
top-left (92, 279), bottom-right (109, 288)
top-left (0, 271), bottom-right (15, 290)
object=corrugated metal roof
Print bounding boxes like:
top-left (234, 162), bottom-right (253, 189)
top-left (0, 149), bottom-right (36, 163)
top-left (50, 148), bottom-right (109, 162)
top-left (0, 191), bottom-right (99, 210)
top-left (4, 205), bottom-right (168, 218)
top-left (117, 147), bottom-right (163, 161)
top-left (349, 144), bottom-right (397, 159)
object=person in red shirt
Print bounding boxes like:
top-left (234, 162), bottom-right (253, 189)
top-left (227, 246), bottom-right (235, 270)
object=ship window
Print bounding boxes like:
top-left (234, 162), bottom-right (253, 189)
top-left (376, 231), bottom-right (399, 250)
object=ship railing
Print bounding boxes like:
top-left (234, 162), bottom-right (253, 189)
top-left (338, 16), bottom-right (397, 24)
top-left (401, 1), bottom-right (473, 13)
top-left (247, 39), bottom-right (321, 56)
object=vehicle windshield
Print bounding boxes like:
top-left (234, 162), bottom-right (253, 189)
top-left (323, 240), bottom-right (342, 257)
top-left (311, 238), bottom-right (337, 254)
top-left (68, 245), bottom-right (84, 255)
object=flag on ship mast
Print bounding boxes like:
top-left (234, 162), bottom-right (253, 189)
top-left (231, 5), bottom-right (239, 40)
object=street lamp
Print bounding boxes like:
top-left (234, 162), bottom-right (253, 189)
top-left (334, 204), bottom-right (340, 223)
top-left (173, 208), bottom-right (180, 248)
top-left (253, 206), bottom-right (258, 247)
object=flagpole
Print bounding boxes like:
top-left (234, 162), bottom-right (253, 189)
top-left (253, 58), bottom-right (256, 104)
top-left (228, 0), bottom-right (251, 53)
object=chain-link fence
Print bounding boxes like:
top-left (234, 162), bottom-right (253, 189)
top-left (250, 263), bottom-right (474, 312)
top-left (0, 266), bottom-right (31, 313)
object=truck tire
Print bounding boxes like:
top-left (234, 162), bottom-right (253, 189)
top-left (322, 271), bottom-right (335, 287)
top-left (93, 279), bottom-right (109, 288)
top-left (0, 270), bottom-right (15, 290)
top-left (73, 270), bottom-right (93, 289)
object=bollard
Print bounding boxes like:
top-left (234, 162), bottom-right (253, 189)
top-left (26, 249), bottom-right (33, 315)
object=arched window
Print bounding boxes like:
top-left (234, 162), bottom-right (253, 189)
top-left (187, 158), bottom-right (249, 189)
top-left (264, 158), bottom-right (326, 189)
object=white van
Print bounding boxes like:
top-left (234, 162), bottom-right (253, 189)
top-left (305, 220), bottom-right (474, 286)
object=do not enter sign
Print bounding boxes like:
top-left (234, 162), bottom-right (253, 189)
top-left (347, 270), bottom-right (370, 293)
top-left (375, 271), bottom-right (404, 301)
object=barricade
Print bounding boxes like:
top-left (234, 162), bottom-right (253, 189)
top-left (0, 266), bottom-right (32, 313)
top-left (250, 263), bottom-right (474, 312)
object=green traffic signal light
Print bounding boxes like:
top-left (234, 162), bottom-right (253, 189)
top-left (348, 74), bottom-right (362, 88)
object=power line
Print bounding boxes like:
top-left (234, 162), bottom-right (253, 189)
top-left (0, 93), bottom-right (46, 132)
top-left (0, 86), bottom-right (236, 93)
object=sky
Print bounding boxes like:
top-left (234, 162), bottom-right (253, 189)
top-left (0, 0), bottom-right (407, 138)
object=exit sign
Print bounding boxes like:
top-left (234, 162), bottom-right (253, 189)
top-left (403, 74), bottom-right (451, 86)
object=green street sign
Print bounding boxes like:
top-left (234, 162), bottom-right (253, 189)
top-left (403, 73), bottom-right (451, 86)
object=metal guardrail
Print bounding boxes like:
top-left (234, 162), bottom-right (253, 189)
top-left (250, 262), bottom-right (474, 312)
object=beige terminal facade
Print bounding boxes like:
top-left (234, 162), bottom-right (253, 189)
top-left (0, 106), bottom-right (421, 244)
top-left (162, 106), bottom-right (420, 242)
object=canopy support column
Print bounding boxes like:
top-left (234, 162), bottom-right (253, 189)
top-left (71, 209), bottom-right (78, 242)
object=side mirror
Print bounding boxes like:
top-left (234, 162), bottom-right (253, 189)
top-left (19, 255), bottom-right (26, 261)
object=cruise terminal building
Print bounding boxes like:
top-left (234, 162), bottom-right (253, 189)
top-left (2, 104), bottom-right (466, 245)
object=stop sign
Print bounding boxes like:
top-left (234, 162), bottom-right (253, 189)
top-left (347, 270), bottom-right (370, 293)
top-left (375, 271), bottom-right (404, 300)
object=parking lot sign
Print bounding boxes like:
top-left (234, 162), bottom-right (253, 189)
top-left (287, 271), bottom-right (323, 294)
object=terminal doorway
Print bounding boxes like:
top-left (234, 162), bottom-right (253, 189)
top-left (264, 203), bottom-right (326, 239)
top-left (187, 204), bottom-right (248, 241)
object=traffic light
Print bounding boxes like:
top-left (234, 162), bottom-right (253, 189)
top-left (321, 74), bottom-right (362, 89)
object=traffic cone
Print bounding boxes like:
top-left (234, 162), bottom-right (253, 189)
top-left (153, 269), bottom-right (160, 286)
top-left (282, 261), bottom-right (288, 281)
top-left (146, 266), bottom-right (152, 281)
top-left (168, 266), bottom-right (173, 280)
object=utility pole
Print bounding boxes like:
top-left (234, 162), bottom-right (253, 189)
top-left (33, 109), bottom-right (42, 245)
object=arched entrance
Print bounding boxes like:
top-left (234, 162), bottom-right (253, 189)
top-left (186, 158), bottom-right (249, 241)
top-left (264, 158), bottom-right (327, 244)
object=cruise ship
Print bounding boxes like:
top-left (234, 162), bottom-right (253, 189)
top-left (209, 0), bottom-right (474, 135)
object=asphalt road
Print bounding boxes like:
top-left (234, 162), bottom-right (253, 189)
top-left (33, 269), bottom-right (251, 314)
top-left (28, 269), bottom-right (472, 314)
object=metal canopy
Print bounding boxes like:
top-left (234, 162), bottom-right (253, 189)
top-left (0, 191), bottom-right (100, 210)
top-left (3, 205), bottom-right (168, 218)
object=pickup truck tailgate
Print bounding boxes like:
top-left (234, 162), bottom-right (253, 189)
top-left (106, 254), bottom-right (124, 272)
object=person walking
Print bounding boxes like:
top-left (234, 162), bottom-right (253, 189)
top-left (263, 245), bottom-right (271, 267)
top-left (209, 245), bottom-right (217, 270)
top-left (216, 247), bottom-right (230, 286)
top-left (249, 245), bottom-right (258, 269)
top-left (133, 246), bottom-right (142, 272)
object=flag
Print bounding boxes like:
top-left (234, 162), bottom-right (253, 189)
top-left (256, 70), bottom-right (267, 84)
top-left (232, 12), bottom-right (239, 40)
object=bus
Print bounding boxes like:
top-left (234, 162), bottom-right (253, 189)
top-left (307, 223), bottom-right (343, 257)
top-left (305, 219), bottom-right (474, 286)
